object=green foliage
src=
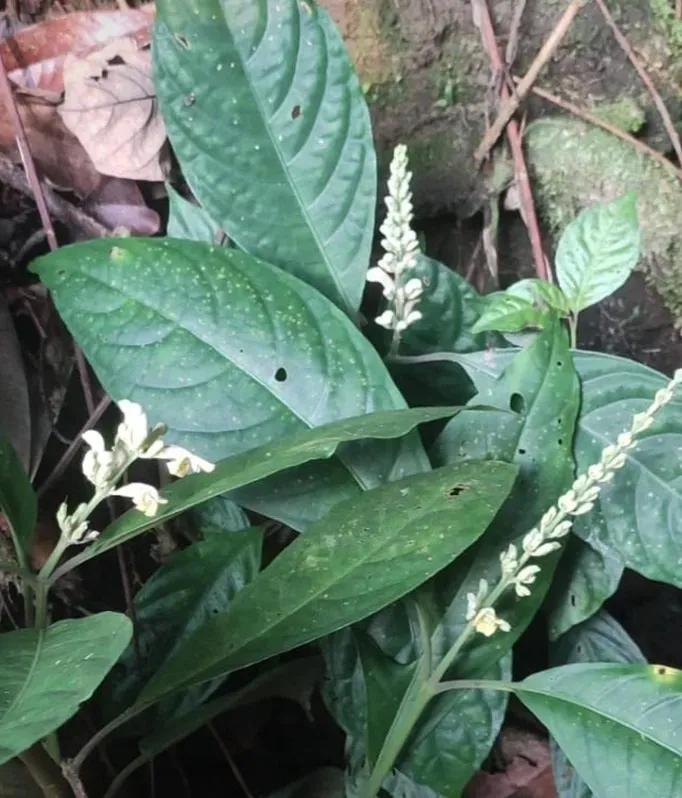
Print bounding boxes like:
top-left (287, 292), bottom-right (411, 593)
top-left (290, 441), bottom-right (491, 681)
top-left (0, 614), bottom-right (131, 764)
top-left (166, 184), bottom-right (223, 243)
top-left (153, 0), bottom-right (376, 315)
top-left (0, 431), bottom-right (35, 567)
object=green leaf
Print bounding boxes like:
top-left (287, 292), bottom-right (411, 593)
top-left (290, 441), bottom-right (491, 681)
top-left (33, 238), bottom-right (431, 531)
top-left (166, 184), bottom-right (223, 243)
top-left (429, 321), bottom-right (580, 678)
top-left (56, 406), bottom-right (464, 576)
top-left (105, 527), bottom-right (263, 724)
top-left (400, 256), bottom-right (488, 354)
top-left (471, 292), bottom-right (551, 335)
top-left (507, 278), bottom-right (571, 314)
top-left (555, 193), bottom-right (640, 313)
top-left (153, 0), bottom-right (376, 314)
top-left (546, 536), bottom-right (623, 641)
top-left (549, 610), bottom-right (644, 798)
top-left (0, 432), bottom-right (36, 565)
top-left (191, 495), bottom-right (250, 538)
top-left (516, 663), bottom-right (682, 798)
top-left (140, 656), bottom-right (323, 755)
top-left (138, 460), bottom-right (517, 705)
top-left (441, 348), bottom-right (682, 591)
top-left (0, 614), bottom-right (131, 764)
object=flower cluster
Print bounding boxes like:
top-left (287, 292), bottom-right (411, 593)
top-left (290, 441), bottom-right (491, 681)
top-left (367, 144), bottom-right (424, 354)
top-left (466, 368), bottom-right (682, 638)
top-left (55, 400), bottom-right (214, 547)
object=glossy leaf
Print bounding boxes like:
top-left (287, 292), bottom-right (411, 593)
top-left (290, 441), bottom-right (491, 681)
top-left (54, 406), bottom-right (464, 577)
top-left (471, 292), bottom-right (550, 335)
top-left (191, 495), bottom-right (250, 538)
top-left (166, 184), bottom-right (223, 244)
top-left (443, 348), bottom-right (682, 590)
top-left (33, 238), bottom-right (431, 531)
top-left (0, 430), bottom-right (36, 565)
top-left (555, 193), bottom-right (640, 313)
top-left (428, 321), bottom-right (579, 679)
top-left (400, 256), bottom-right (487, 354)
top-left (517, 663), bottom-right (682, 798)
top-left (547, 536), bottom-right (623, 641)
top-left (153, 0), bottom-right (376, 314)
top-left (138, 460), bottom-right (517, 705)
top-left (507, 278), bottom-right (571, 314)
top-left (105, 527), bottom-right (263, 724)
top-left (0, 614), bottom-right (131, 764)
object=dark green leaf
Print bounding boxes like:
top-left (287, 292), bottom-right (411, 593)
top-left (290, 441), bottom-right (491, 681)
top-left (471, 292), bottom-right (550, 335)
top-left (140, 657), bottom-right (323, 755)
top-left (56, 406), bottom-right (464, 576)
top-left (400, 256), bottom-right (487, 354)
top-left (428, 321), bottom-right (579, 678)
top-left (555, 193), bottom-right (640, 313)
top-left (0, 431), bottom-right (36, 566)
top-left (138, 460), bottom-right (517, 705)
top-left (191, 495), bottom-right (250, 538)
top-left (547, 536), bottom-right (623, 641)
top-left (34, 238), bottom-right (432, 531)
top-left (153, 0), bottom-right (376, 314)
top-left (517, 663), bottom-right (682, 798)
top-left (166, 184), bottom-right (223, 243)
top-left (105, 527), bottom-right (263, 724)
top-left (0, 614), bottom-right (131, 764)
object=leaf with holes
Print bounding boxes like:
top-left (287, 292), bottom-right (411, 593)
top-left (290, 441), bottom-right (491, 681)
top-left (516, 663), bottom-right (682, 798)
top-left (138, 460), bottom-right (517, 706)
top-left (0, 614), bottom-right (131, 764)
top-left (555, 193), bottom-right (640, 313)
top-left (33, 238), bottom-right (433, 532)
top-left (153, 0), bottom-right (376, 315)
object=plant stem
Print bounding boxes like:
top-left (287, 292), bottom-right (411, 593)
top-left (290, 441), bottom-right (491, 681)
top-left (567, 313), bottom-right (578, 349)
top-left (19, 744), bottom-right (73, 798)
top-left (102, 753), bottom-right (149, 798)
top-left (68, 706), bottom-right (144, 776)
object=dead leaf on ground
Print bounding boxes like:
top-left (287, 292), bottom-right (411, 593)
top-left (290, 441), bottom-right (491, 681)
top-left (59, 36), bottom-right (168, 182)
top-left (465, 728), bottom-right (558, 798)
top-left (2, 5), bottom-right (154, 93)
top-left (83, 175), bottom-right (160, 235)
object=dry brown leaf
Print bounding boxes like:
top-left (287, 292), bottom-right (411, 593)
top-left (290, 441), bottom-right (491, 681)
top-left (83, 176), bottom-right (161, 235)
top-left (59, 36), bottom-right (168, 182)
top-left (2, 5), bottom-right (154, 93)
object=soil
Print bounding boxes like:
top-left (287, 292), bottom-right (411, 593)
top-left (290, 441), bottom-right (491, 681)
top-left (3, 0), bottom-right (682, 796)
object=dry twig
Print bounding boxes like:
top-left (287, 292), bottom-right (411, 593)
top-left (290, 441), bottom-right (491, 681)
top-left (474, 0), bottom-right (587, 163)
top-left (472, 0), bottom-right (548, 280)
top-left (594, 0), bottom-right (682, 166)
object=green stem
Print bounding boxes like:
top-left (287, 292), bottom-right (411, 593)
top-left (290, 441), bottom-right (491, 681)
top-left (69, 705), bottom-right (144, 776)
top-left (102, 753), bottom-right (149, 798)
top-left (567, 313), bottom-right (579, 349)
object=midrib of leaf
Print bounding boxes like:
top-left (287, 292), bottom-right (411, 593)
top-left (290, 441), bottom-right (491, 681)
top-left (1, 630), bottom-right (45, 727)
top-left (80, 269), bottom-right (376, 490)
top-left (214, 0), bottom-right (356, 313)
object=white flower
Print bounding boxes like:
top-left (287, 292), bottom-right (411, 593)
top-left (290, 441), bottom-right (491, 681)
top-left (631, 412), bottom-right (653, 435)
top-left (113, 483), bottom-right (168, 517)
top-left (156, 445), bottom-right (215, 477)
top-left (472, 607), bottom-right (511, 637)
top-left (403, 278), bottom-right (424, 301)
top-left (500, 544), bottom-right (518, 576)
top-left (548, 520), bottom-right (573, 539)
top-left (375, 310), bottom-right (397, 329)
top-left (522, 528), bottom-right (543, 556)
top-left (465, 578), bottom-right (489, 620)
top-left (116, 400), bottom-right (150, 453)
top-left (513, 565), bottom-right (541, 597)
top-left (81, 430), bottom-right (115, 488)
top-left (366, 267), bottom-right (396, 300)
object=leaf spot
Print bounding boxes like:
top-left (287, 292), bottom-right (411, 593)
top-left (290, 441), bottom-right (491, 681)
top-left (447, 484), bottom-right (467, 497)
top-left (274, 367), bottom-right (288, 383)
top-left (291, 104), bottom-right (301, 119)
top-left (509, 392), bottom-right (525, 414)
top-left (174, 33), bottom-right (191, 49)
top-left (184, 92), bottom-right (196, 106)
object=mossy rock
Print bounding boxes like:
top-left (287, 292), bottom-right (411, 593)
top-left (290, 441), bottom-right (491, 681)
top-left (525, 117), bottom-right (682, 324)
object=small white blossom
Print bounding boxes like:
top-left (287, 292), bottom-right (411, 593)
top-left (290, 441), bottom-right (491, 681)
top-left (513, 565), bottom-right (541, 597)
top-left (375, 309), bottom-right (397, 329)
top-left (113, 483), bottom-right (168, 517)
top-left (472, 607), bottom-right (511, 637)
top-left (500, 543), bottom-right (518, 576)
top-left (156, 445), bottom-right (215, 477)
top-left (366, 267), bottom-right (396, 300)
top-left (465, 578), bottom-right (489, 620)
top-left (548, 520), bottom-right (573, 539)
top-left (82, 430), bottom-right (115, 488)
top-left (116, 400), bottom-right (150, 453)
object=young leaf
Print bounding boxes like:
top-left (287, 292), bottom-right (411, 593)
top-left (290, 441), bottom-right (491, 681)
top-left (33, 238), bottom-right (431, 530)
top-left (471, 292), bottom-right (551, 335)
top-left (517, 663), bottom-right (682, 798)
top-left (54, 406), bottom-right (465, 577)
top-left (546, 536), bottom-right (623, 641)
top-left (555, 193), bottom-right (640, 313)
top-left (153, 0), bottom-right (376, 315)
top-left (138, 460), bottom-right (517, 705)
top-left (103, 527), bottom-right (263, 725)
top-left (0, 613), bottom-right (131, 764)
top-left (507, 278), bottom-right (571, 314)
top-left (166, 184), bottom-right (223, 244)
top-left (0, 430), bottom-right (37, 565)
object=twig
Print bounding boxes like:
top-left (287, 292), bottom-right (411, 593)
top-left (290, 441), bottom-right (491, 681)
top-left (207, 723), bottom-right (255, 798)
top-left (677, 0), bottom-right (682, 22)
top-left (594, 0), bottom-right (682, 166)
top-left (37, 395), bottom-right (111, 498)
top-left (505, 0), bottom-right (529, 67)
top-left (523, 78), bottom-right (682, 180)
top-left (473, 0), bottom-right (548, 279)
top-left (474, 0), bottom-right (587, 162)
top-left (0, 152), bottom-right (109, 239)
top-left (0, 52), bottom-right (57, 251)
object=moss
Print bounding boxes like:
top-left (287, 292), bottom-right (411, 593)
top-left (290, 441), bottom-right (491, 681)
top-left (649, 0), bottom-right (682, 61)
top-left (589, 98), bottom-right (646, 133)
top-left (427, 54), bottom-right (466, 108)
top-left (525, 117), bottom-right (682, 324)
